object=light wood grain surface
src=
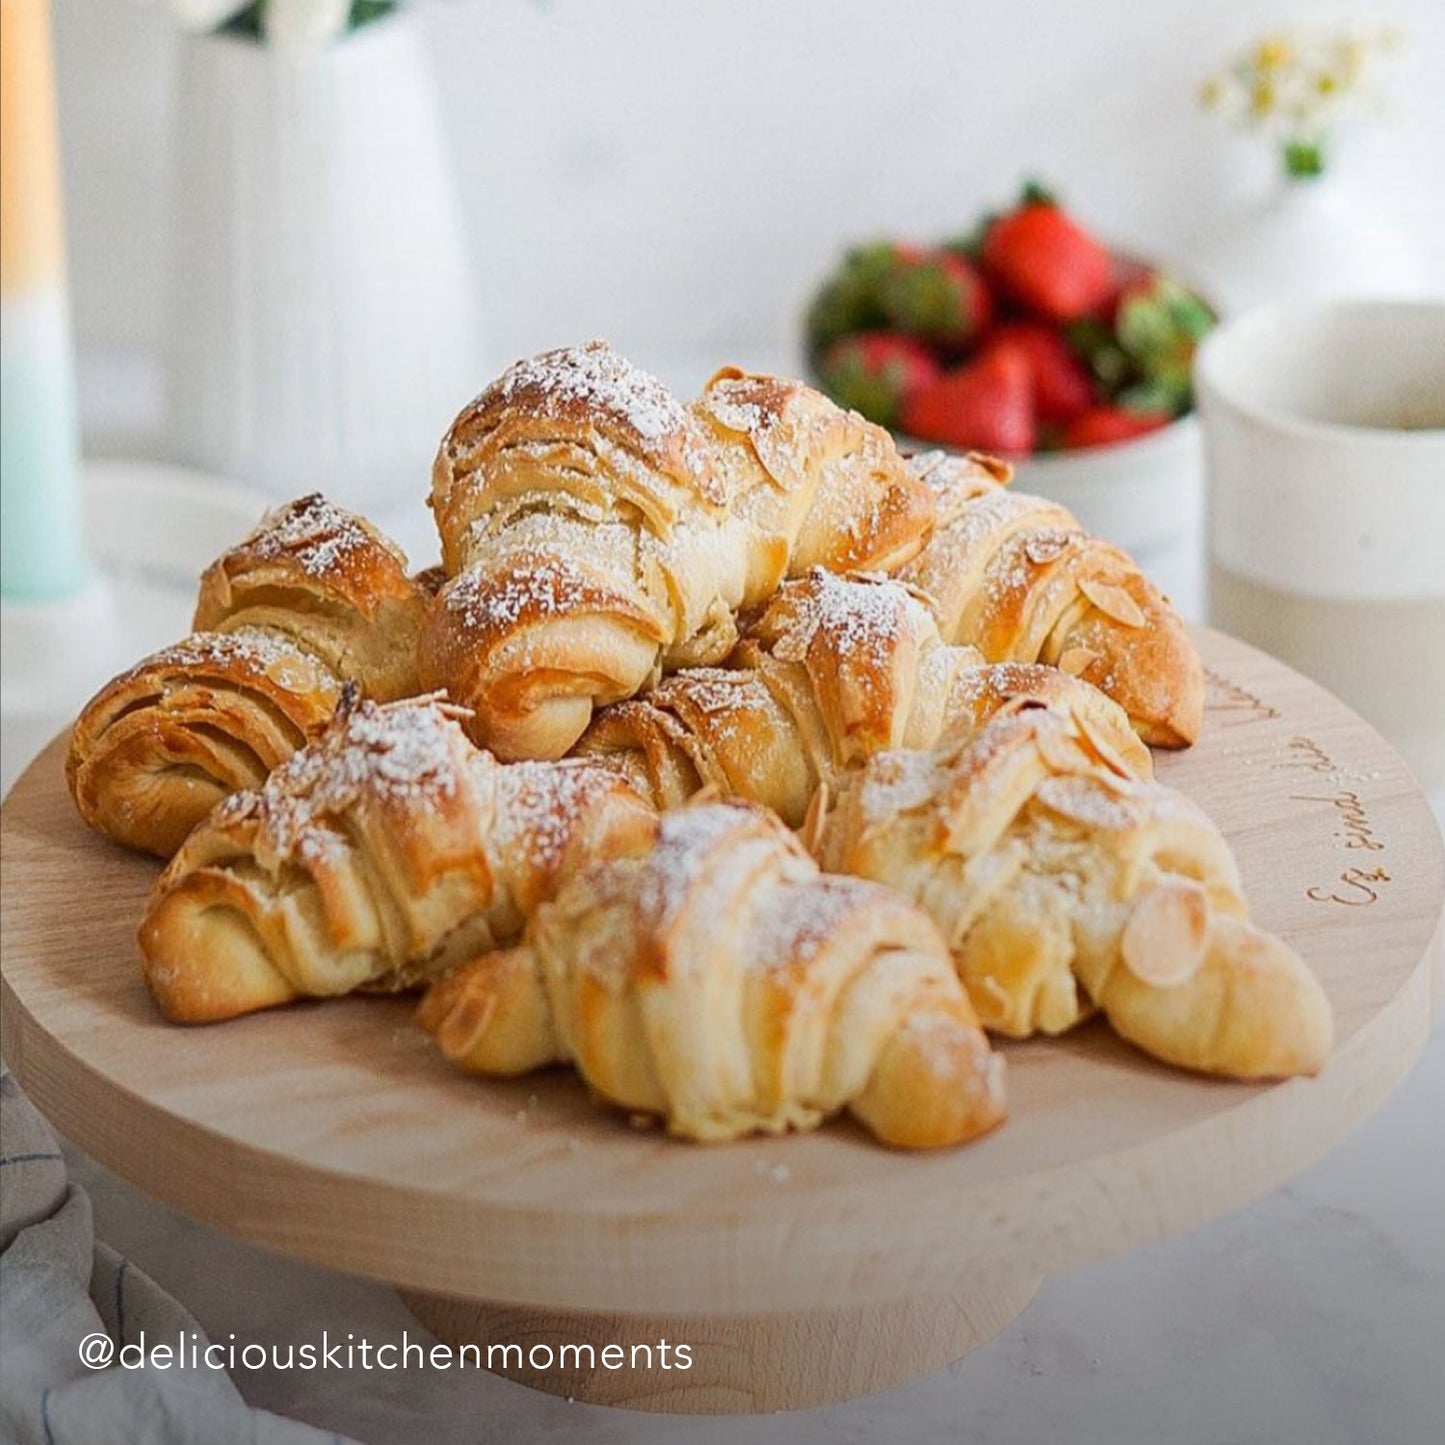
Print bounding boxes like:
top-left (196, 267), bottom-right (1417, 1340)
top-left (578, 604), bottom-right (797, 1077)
top-left (2, 631), bottom-right (1441, 1324)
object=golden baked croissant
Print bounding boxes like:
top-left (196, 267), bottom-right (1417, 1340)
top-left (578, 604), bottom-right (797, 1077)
top-left (417, 800), bottom-right (1006, 1149)
top-left (419, 341), bottom-right (936, 762)
top-left (137, 692), bottom-right (657, 1023)
top-left (575, 568), bottom-right (1150, 825)
top-left (67, 494), bottom-right (430, 857)
top-left (897, 451), bottom-right (1204, 747)
top-left (814, 708), bottom-right (1332, 1079)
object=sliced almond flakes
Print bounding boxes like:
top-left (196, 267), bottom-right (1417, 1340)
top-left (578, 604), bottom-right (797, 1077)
top-left (1057, 647), bottom-right (1100, 678)
top-left (1071, 705), bottom-right (1141, 780)
top-left (1034, 722), bottom-right (1091, 776)
top-left (1078, 576), bottom-right (1147, 629)
top-left (1024, 532), bottom-right (1069, 566)
top-left (1120, 880), bottom-right (1209, 988)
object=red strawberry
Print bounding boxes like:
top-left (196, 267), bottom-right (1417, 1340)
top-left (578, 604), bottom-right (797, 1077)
top-left (1061, 405), bottom-right (1171, 451)
top-left (878, 249), bottom-right (993, 349)
top-left (817, 331), bottom-right (941, 428)
top-left (901, 344), bottom-right (1035, 456)
top-left (988, 321), bottom-right (1095, 423)
top-left (981, 185), bottom-right (1114, 323)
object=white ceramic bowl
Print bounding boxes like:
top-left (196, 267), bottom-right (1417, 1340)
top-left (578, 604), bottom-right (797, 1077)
top-left (1010, 413), bottom-right (1201, 557)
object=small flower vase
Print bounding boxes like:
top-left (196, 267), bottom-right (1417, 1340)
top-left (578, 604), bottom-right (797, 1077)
top-left (163, 13), bottom-right (481, 512)
top-left (1191, 164), bottom-right (1429, 316)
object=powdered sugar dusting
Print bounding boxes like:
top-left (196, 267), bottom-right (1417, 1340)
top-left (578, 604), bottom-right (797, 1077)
top-left (443, 554), bottom-right (597, 631)
top-left (243, 493), bottom-right (402, 578)
top-left (908, 451), bottom-right (1010, 515)
top-left (1033, 773), bottom-right (1141, 832)
top-left (655, 667), bottom-right (754, 717)
top-left (764, 569), bottom-right (920, 665)
top-left (698, 371), bottom-right (776, 440)
top-left (632, 801), bottom-right (786, 926)
top-left (139, 628), bottom-right (311, 676)
top-left (250, 696), bottom-right (465, 855)
top-left (494, 759), bottom-right (635, 874)
top-left (746, 873), bottom-right (866, 975)
top-left (854, 747), bottom-right (952, 827)
top-left (494, 342), bottom-right (697, 454)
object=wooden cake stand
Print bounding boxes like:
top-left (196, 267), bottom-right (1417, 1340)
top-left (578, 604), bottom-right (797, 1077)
top-left (2, 631), bottom-right (1441, 1414)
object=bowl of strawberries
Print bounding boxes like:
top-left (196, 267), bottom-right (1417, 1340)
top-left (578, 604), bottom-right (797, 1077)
top-left (805, 182), bottom-right (1218, 555)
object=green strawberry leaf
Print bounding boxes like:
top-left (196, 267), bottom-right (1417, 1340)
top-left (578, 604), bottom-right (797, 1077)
top-left (1116, 276), bottom-right (1217, 374)
top-left (1065, 318), bottom-right (1135, 395)
top-left (1118, 376), bottom-right (1192, 417)
top-left (1020, 178), bottom-right (1059, 207)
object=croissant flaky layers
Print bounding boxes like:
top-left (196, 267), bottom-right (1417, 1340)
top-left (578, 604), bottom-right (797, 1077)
top-left (419, 341), bottom-right (938, 762)
top-left (67, 494), bottom-right (433, 857)
top-left (899, 452), bottom-right (1204, 748)
top-left (138, 693), bottom-right (657, 1023)
top-left (815, 709), bottom-right (1332, 1079)
top-left (418, 800), bottom-right (1006, 1149)
top-left (577, 567), bottom-right (1152, 825)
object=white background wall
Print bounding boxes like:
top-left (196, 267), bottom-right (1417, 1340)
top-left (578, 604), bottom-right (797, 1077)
top-left (53, 0), bottom-right (1445, 383)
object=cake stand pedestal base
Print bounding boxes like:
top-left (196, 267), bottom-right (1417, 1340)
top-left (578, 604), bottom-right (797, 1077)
top-left (400, 1275), bottom-right (1042, 1413)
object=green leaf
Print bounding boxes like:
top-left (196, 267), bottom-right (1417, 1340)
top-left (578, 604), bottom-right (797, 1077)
top-left (1020, 178), bottom-right (1059, 207)
top-left (1118, 376), bottom-right (1192, 417)
top-left (218, 3), bottom-right (264, 37)
top-left (220, 2), bottom-right (396, 42)
top-left (1065, 318), bottom-right (1135, 396)
top-left (350, 0), bottom-right (396, 31)
top-left (1283, 140), bottom-right (1327, 178)
top-left (1115, 275), bottom-right (1217, 394)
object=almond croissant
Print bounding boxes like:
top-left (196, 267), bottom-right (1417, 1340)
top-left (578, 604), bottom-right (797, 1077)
top-left (417, 800), bottom-right (1006, 1149)
top-left (898, 451), bottom-right (1204, 747)
top-left (67, 494), bottom-right (432, 858)
top-left (138, 692), bottom-right (657, 1023)
top-left (419, 342), bottom-right (936, 763)
top-left (814, 709), bottom-right (1332, 1079)
top-left (577, 568), bottom-right (1151, 824)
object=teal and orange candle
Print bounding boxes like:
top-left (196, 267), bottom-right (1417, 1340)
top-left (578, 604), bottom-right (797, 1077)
top-left (1, 0), bottom-right (88, 600)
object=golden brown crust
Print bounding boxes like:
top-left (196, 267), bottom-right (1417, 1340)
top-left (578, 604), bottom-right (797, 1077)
top-left (417, 800), bottom-right (1005, 1148)
top-left (410, 563), bottom-right (449, 598)
top-left (421, 343), bottom-right (936, 762)
top-left (695, 366), bottom-right (936, 578)
top-left (431, 341), bottom-right (722, 575)
top-left (815, 710), bottom-right (1333, 1079)
top-left (137, 694), bottom-right (658, 1024)
top-left (67, 496), bottom-right (429, 858)
top-left (196, 492), bottom-right (417, 628)
top-left (899, 452), bottom-right (1204, 747)
top-left (66, 632), bottom-right (341, 859)
top-left (575, 570), bottom-right (1150, 826)
top-left (194, 492), bottom-right (428, 704)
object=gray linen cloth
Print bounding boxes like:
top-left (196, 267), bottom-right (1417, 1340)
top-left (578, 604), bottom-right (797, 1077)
top-left (0, 1070), bottom-right (358, 1445)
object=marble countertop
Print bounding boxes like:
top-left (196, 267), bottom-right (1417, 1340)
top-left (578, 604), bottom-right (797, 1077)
top-left (2, 448), bottom-right (1441, 1445)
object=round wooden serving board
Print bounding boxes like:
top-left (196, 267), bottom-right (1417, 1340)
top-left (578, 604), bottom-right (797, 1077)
top-left (3, 630), bottom-right (1441, 1413)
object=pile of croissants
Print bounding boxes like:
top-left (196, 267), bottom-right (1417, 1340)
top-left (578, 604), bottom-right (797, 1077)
top-left (66, 340), bottom-right (1333, 1152)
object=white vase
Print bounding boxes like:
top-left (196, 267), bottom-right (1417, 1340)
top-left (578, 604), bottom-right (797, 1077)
top-left (1191, 169), bottom-right (1430, 317)
top-left (163, 15), bottom-right (481, 513)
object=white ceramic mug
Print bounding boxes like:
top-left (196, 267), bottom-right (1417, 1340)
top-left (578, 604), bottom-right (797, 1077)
top-left (1197, 300), bottom-right (1445, 788)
